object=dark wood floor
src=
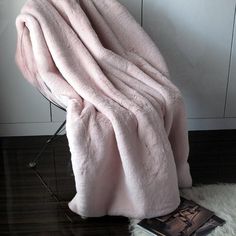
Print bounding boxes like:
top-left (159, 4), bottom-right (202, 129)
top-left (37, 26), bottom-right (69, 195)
top-left (1, 130), bottom-right (236, 235)
top-left (188, 129), bottom-right (236, 184)
top-left (0, 136), bottom-right (130, 235)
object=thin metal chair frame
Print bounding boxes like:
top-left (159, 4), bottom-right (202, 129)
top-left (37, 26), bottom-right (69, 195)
top-left (27, 96), bottom-right (73, 222)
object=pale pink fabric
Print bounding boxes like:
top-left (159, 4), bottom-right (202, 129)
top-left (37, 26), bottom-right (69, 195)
top-left (15, 0), bottom-right (192, 219)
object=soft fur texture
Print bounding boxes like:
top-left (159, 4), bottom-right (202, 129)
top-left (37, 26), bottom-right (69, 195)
top-left (15, 0), bottom-right (192, 219)
top-left (131, 184), bottom-right (236, 236)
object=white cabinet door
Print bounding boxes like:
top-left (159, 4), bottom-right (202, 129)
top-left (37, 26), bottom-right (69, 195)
top-left (118, 0), bottom-right (142, 24)
top-left (51, 105), bottom-right (66, 122)
top-left (0, 0), bottom-right (50, 124)
top-left (225, 19), bottom-right (236, 118)
top-left (52, 0), bottom-right (142, 122)
top-left (143, 0), bottom-right (235, 118)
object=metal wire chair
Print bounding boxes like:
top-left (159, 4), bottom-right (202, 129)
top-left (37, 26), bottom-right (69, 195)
top-left (27, 95), bottom-right (73, 222)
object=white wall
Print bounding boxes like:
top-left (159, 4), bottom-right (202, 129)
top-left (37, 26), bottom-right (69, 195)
top-left (0, 0), bottom-right (236, 136)
top-left (143, 0), bottom-right (236, 130)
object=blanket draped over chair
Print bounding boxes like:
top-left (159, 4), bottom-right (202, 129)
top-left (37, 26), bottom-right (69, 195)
top-left (15, 0), bottom-right (192, 219)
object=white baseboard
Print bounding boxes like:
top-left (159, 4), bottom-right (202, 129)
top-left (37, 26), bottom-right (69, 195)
top-left (188, 118), bottom-right (236, 130)
top-left (0, 118), bottom-right (236, 136)
top-left (0, 122), bottom-right (65, 136)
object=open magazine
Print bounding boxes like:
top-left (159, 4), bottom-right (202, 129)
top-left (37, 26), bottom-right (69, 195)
top-left (137, 197), bottom-right (225, 236)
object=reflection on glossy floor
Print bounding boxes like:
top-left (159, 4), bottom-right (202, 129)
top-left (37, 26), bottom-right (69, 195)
top-left (0, 136), bottom-right (130, 236)
top-left (1, 130), bottom-right (236, 235)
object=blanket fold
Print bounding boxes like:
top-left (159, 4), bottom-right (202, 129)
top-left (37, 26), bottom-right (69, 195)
top-left (15, 0), bottom-right (192, 219)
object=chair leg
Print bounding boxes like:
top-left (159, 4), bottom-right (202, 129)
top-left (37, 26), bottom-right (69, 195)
top-left (28, 120), bottom-right (73, 223)
top-left (32, 168), bottom-right (73, 223)
top-left (28, 120), bottom-right (66, 168)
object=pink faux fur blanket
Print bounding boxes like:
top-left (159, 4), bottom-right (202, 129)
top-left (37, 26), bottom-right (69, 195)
top-left (15, 0), bottom-right (192, 219)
